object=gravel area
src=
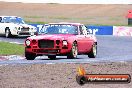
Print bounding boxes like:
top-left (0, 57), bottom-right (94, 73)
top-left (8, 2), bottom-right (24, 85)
top-left (0, 62), bottom-right (132, 88)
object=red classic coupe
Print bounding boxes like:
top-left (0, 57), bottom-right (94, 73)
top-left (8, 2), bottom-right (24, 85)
top-left (24, 22), bottom-right (97, 60)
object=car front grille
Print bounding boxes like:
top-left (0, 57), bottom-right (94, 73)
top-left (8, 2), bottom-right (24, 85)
top-left (38, 40), bottom-right (54, 48)
top-left (19, 32), bottom-right (30, 35)
top-left (21, 28), bottom-right (29, 31)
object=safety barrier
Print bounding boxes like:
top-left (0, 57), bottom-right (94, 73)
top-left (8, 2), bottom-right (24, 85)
top-left (113, 26), bottom-right (132, 36)
top-left (86, 25), bottom-right (113, 35)
top-left (29, 24), bottom-right (132, 36)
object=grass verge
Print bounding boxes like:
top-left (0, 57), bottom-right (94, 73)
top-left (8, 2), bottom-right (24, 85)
top-left (0, 42), bottom-right (24, 56)
top-left (25, 20), bottom-right (48, 24)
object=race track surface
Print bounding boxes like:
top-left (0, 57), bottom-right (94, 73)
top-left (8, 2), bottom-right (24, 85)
top-left (0, 36), bottom-right (132, 65)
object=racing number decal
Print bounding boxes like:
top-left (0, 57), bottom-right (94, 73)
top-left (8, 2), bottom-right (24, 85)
top-left (37, 24), bottom-right (49, 33)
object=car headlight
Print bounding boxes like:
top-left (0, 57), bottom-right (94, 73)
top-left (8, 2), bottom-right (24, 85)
top-left (63, 40), bottom-right (68, 46)
top-left (15, 27), bottom-right (17, 29)
top-left (15, 27), bottom-right (20, 30)
top-left (25, 40), bottom-right (31, 46)
top-left (18, 27), bottom-right (21, 31)
top-left (29, 28), bottom-right (33, 31)
top-left (30, 28), bottom-right (36, 32)
top-left (31, 28), bottom-right (33, 30)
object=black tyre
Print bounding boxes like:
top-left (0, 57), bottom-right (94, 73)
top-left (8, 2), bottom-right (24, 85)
top-left (88, 43), bottom-right (97, 58)
top-left (5, 28), bottom-right (11, 38)
top-left (25, 52), bottom-right (36, 60)
top-left (48, 55), bottom-right (56, 60)
top-left (67, 42), bottom-right (78, 59)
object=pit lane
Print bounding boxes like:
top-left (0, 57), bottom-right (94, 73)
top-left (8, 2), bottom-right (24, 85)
top-left (0, 35), bottom-right (132, 65)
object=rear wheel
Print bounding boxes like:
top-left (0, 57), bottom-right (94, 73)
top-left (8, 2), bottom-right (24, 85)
top-left (88, 43), bottom-right (97, 58)
top-left (5, 28), bottom-right (11, 38)
top-left (48, 55), bottom-right (56, 60)
top-left (67, 42), bottom-right (78, 59)
top-left (25, 52), bottom-right (36, 60)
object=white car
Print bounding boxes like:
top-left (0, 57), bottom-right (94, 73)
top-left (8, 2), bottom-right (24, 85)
top-left (0, 16), bottom-right (37, 38)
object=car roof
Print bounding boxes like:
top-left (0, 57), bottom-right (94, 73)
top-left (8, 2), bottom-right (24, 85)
top-left (49, 22), bottom-right (83, 26)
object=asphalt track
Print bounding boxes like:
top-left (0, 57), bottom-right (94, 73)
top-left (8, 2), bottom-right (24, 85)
top-left (0, 35), bottom-right (132, 65)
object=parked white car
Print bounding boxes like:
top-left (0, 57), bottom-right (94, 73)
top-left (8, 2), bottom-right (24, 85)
top-left (0, 16), bottom-right (37, 38)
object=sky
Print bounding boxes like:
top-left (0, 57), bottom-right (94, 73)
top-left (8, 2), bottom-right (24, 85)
top-left (0, 0), bottom-right (131, 4)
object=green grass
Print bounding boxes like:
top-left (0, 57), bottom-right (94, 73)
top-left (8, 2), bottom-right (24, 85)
top-left (24, 15), bottom-right (132, 26)
top-left (25, 16), bottom-right (45, 18)
top-left (0, 42), bottom-right (24, 56)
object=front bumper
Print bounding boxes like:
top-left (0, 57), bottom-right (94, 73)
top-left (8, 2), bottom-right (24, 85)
top-left (17, 31), bottom-right (37, 36)
top-left (26, 47), bottom-right (70, 55)
top-left (25, 39), bottom-right (73, 55)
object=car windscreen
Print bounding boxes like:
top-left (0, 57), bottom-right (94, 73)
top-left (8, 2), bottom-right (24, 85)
top-left (3, 17), bottom-right (25, 24)
top-left (41, 24), bottom-right (78, 35)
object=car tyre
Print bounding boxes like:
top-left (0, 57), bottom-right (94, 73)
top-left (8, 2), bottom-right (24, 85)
top-left (88, 43), bottom-right (97, 58)
top-left (67, 42), bottom-right (78, 59)
top-left (5, 28), bottom-right (11, 38)
top-left (48, 55), bottom-right (56, 60)
top-left (25, 52), bottom-right (36, 60)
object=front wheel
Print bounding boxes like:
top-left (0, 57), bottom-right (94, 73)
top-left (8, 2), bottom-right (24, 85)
top-left (88, 43), bottom-right (97, 58)
top-left (25, 52), bottom-right (36, 60)
top-left (67, 42), bottom-right (78, 59)
top-left (5, 28), bottom-right (11, 38)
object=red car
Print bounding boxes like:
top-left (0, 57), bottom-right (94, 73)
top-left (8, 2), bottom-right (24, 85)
top-left (24, 22), bottom-right (97, 60)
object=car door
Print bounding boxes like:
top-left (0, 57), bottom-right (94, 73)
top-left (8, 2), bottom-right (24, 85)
top-left (82, 25), bottom-right (93, 52)
top-left (77, 25), bottom-right (88, 53)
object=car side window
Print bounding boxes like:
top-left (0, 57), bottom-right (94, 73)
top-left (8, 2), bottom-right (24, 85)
top-left (82, 25), bottom-right (88, 35)
top-left (5, 18), bottom-right (10, 23)
top-left (79, 26), bottom-right (84, 35)
top-left (79, 25), bottom-right (87, 35)
top-left (2, 17), bottom-right (6, 23)
top-left (0, 18), bottom-right (4, 23)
